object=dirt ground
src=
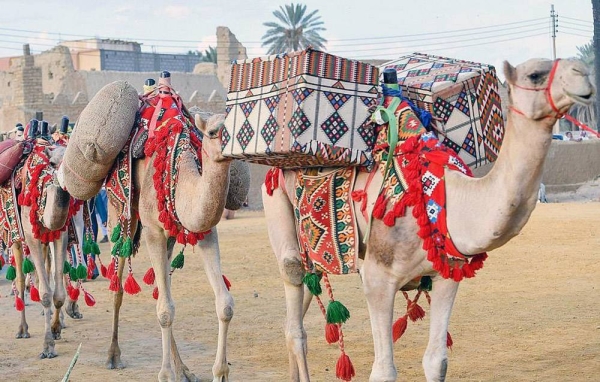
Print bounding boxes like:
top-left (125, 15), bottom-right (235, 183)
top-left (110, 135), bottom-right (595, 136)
top-left (1, 202), bottom-right (599, 382)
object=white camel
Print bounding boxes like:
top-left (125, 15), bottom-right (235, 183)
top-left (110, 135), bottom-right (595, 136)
top-left (261, 58), bottom-right (594, 381)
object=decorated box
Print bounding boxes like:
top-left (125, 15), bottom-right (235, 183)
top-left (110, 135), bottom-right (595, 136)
top-left (381, 53), bottom-right (505, 168)
top-left (223, 48), bottom-right (379, 169)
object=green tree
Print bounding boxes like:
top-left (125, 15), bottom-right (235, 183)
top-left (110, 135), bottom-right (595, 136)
top-left (261, 3), bottom-right (326, 54)
top-left (187, 46), bottom-right (217, 64)
top-left (568, 39), bottom-right (596, 133)
top-left (576, 40), bottom-right (594, 67)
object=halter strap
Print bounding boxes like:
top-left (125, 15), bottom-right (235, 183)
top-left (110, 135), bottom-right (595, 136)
top-left (510, 59), bottom-right (563, 119)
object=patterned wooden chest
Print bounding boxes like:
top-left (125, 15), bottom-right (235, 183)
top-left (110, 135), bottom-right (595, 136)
top-left (223, 48), bottom-right (379, 169)
top-left (381, 53), bottom-right (505, 168)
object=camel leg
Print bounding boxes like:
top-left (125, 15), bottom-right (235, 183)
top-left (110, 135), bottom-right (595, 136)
top-left (422, 277), bottom-right (459, 382)
top-left (195, 229), bottom-right (233, 382)
top-left (25, 235), bottom-right (58, 359)
top-left (12, 243), bottom-right (30, 339)
top-left (144, 225), bottom-right (176, 382)
top-left (263, 186), bottom-right (309, 382)
top-left (106, 255), bottom-right (126, 369)
top-left (361, 255), bottom-right (402, 382)
top-left (50, 235), bottom-right (68, 339)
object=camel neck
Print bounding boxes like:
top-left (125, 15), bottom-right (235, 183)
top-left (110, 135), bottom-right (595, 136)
top-left (445, 110), bottom-right (554, 254)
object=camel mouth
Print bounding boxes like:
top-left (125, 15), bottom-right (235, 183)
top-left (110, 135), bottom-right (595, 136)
top-left (565, 90), bottom-right (594, 105)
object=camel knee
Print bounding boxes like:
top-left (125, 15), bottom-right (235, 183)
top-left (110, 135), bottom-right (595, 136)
top-left (285, 327), bottom-right (307, 356)
top-left (218, 300), bottom-right (234, 322)
top-left (41, 293), bottom-right (52, 308)
top-left (282, 257), bottom-right (304, 286)
top-left (157, 305), bottom-right (175, 328)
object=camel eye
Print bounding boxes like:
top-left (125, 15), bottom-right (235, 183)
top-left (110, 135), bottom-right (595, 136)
top-left (528, 72), bottom-right (543, 83)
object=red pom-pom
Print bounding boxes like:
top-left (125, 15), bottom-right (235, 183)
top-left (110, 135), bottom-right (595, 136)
top-left (325, 323), bottom-right (339, 344)
top-left (66, 282), bottom-right (74, 295)
top-left (15, 296), bottom-right (25, 311)
top-left (152, 286), bottom-right (159, 300)
top-left (100, 263), bottom-right (108, 278)
top-left (383, 211), bottom-right (396, 227)
top-left (462, 262), bottom-right (475, 278)
top-left (84, 290), bottom-right (96, 307)
top-left (372, 194), bottom-right (387, 220)
top-left (335, 352), bottom-right (356, 381)
top-left (392, 315), bottom-right (408, 342)
top-left (106, 258), bottom-right (116, 279)
top-left (30, 285), bottom-right (40, 302)
top-left (0, 255), bottom-right (4, 268)
top-left (69, 286), bottom-right (80, 301)
top-left (440, 263), bottom-right (451, 279)
top-left (186, 234), bottom-right (198, 246)
top-left (124, 273), bottom-right (141, 295)
top-left (176, 232), bottom-right (186, 244)
top-left (222, 275), bottom-right (231, 291)
top-left (447, 331), bottom-right (453, 349)
top-left (408, 302), bottom-right (426, 322)
top-left (109, 274), bottom-right (120, 292)
top-left (452, 264), bottom-right (463, 282)
top-left (143, 267), bottom-right (155, 285)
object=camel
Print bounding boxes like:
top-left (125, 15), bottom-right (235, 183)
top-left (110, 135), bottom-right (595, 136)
top-left (105, 111), bottom-right (234, 382)
top-left (261, 58), bottom-right (594, 381)
top-left (10, 144), bottom-right (81, 358)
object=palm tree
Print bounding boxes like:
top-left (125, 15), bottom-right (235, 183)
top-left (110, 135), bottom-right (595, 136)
top-left (261, 3), bottom-right (326, 54)
top-left (567, 39), bottom-right (596, 132)
top-left (203, 46), bottom-right (217, 64)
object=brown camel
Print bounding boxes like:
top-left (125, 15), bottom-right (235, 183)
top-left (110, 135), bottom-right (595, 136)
top-left (261, 58), bottom-right (594, 381)
top-left (105, 112), bottom-right (234, 382)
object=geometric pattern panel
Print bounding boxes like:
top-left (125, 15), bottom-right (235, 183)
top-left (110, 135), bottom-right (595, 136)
top-left (288, 107), bottom-right (312, 139)
top-left (321, 112), bottom-right (349, 145)
top-left (261, 114), bottom-right (279, 146)
top-left (236, 119), bottom-right (255, 150)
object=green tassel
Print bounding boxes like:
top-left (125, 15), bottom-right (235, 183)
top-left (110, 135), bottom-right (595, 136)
top-left (22, 257), bottom-right (35, 274)
top-left (326, 300), bottom-right (350, 324)
top-left (69, 267), bottom-right (78, 281)
top-left (170, 250), bottom-right (185, 269)
top-left (120, 237), bottom-right (132, 258)
top-left (82, 238), bottom-right (91, 255)
top-left (76, 264), bottom-right (87, 280)
top-left (110, 224), bottom-right (121, 243)
top-left (418, 276), bottom-right (432, 292)
top-left (111, 237), bottom-right (123, 256)
top-left (63, 260), bottom-right (71, 274)
top-left (6, 265), bottom-right (16, 281)
top-left (302, 273), bottom-right (322, 296)
top-left (92, 241), bottom-right (101, 255)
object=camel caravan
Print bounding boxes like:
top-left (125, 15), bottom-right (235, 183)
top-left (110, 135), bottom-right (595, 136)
top-left (0, 45), bottom-right (593, 382)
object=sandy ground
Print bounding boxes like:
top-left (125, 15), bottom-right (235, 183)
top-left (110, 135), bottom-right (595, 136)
top-left (1, 201), bottom-right (599, 382)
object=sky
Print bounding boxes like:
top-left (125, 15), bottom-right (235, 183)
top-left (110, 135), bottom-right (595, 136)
top-left (0, 0), bottom-right (594, 80)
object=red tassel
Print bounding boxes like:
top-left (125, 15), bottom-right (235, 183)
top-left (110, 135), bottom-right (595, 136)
top-left (383, 211), bottom-right (396, 227)
top-left (187, 234), bottom-right (198, 246)
top-left (69, 286), bottom-right (80, 301)
top-left (143, 267), bottom-right (155, 285)
top-left (372, 194), bottom-right (387, 220)
top-left (0, 255), bottom-right (4, 268)
top-left (392, 316), bottom-right (408, 342)
top-left (452, 264), bottom-right (463, 282)
top-left (106, 258), bottom-right (116, 279)
top-left (15, 296), bottom-right (25, 311)
top-left (109, 274), bottom-right (120, 292)
top-left (30, 284), bottom-right (40, 302)
top-left (124, 273), bottom-right (141, 295)
top-left (84, 290), bottom-right (96, 307)
top-left (335, 352), bottom-right (356, 381)
top-left (440, 263), bottom-right (451, 279)
top-left (222, 275), bottom-right (231, 291)
top-left (462, 262), bottom-right (475, 278)
top-left (100, 263), bottom-right (108, 278)
top-left (176, 232), bottom-right (186, 244)
top-left (87, 265), bottom-right (94, 280)
top-left (447, 332), bottom-right (453, 349)
top-left (408, 302), bottom-right (426, 322)
top-left (152, 286), bottom-right (159, 300)
top-left (325, 323), bottom-right (340, 344)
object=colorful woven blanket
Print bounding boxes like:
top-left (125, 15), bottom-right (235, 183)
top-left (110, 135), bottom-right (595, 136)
top-left (293, 167), bottom-right (358, 275)
top-left (0, 162), bottom-right (24, 247)
top-left (18, 144), bottom-right (81, 243)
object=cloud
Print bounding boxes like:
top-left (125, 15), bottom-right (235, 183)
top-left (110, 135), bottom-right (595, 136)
top-left (158, 5), bottom-right (191, 20)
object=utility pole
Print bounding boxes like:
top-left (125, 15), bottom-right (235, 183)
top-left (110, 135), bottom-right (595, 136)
top-left (550, 4), bottom-right (558, 60)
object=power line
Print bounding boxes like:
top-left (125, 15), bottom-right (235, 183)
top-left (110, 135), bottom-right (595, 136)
top-left (560, 19), bottom-right (593, 29)
top-left (562, 31), bottom-right (593, 38)
top-left (560, 16), bottom-right (593, 24)
top-left (561, 25), bottom-right (594, 34)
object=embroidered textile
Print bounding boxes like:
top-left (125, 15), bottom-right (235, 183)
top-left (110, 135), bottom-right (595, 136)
top-left (293, 167), bottom-right (358, 275)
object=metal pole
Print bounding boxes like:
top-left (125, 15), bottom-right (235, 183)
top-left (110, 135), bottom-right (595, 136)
top-left (551, 4), bottom-right (557, 60)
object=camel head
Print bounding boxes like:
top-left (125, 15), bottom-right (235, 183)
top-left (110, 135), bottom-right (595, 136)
top-left (504, 58), bottom-right (594, 122)
top-left (48, 145), bottom-right (66, 169)
top-left (194, 112), bottom-right (231, 163)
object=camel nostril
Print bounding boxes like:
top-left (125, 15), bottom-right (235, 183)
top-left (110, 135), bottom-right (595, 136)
top-left (572, 67), bottom-right (589, 76)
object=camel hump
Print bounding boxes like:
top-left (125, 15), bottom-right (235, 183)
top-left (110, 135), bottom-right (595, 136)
top-left (225, 160), bottom-right (250, 210)
top-left (63, 81), bottom-right (139, 200)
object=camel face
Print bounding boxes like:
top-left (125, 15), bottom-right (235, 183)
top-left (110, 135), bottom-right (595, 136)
top-left (194, 113), bottom-right (230, 163)
top-left (48, 145), bottom-right (65, 169)
top-left (505, 58), bottom-right (594, 121)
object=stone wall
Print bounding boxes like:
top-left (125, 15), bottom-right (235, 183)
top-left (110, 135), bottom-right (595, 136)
top-left (216, 26), bottom-right (247, 90)
top-left (541, 139), bottom-right (600, 193)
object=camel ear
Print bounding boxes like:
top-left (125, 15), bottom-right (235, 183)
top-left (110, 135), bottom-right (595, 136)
top-left (194, 113), bottom-right (207, 134)
top-left (503, 61), bottom-right (517, 85)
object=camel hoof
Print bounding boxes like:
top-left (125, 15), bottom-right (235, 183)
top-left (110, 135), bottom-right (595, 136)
top-left (106, 357), bottom-right (125, 370)
top-left (15, 332), bottom-right (30, 339)
top-left (39, 351), bottom-right (57, 359)
top-left (53, 332), bottom-right (61, 340)
top-left (179, 369), bottom-right (200, 382)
